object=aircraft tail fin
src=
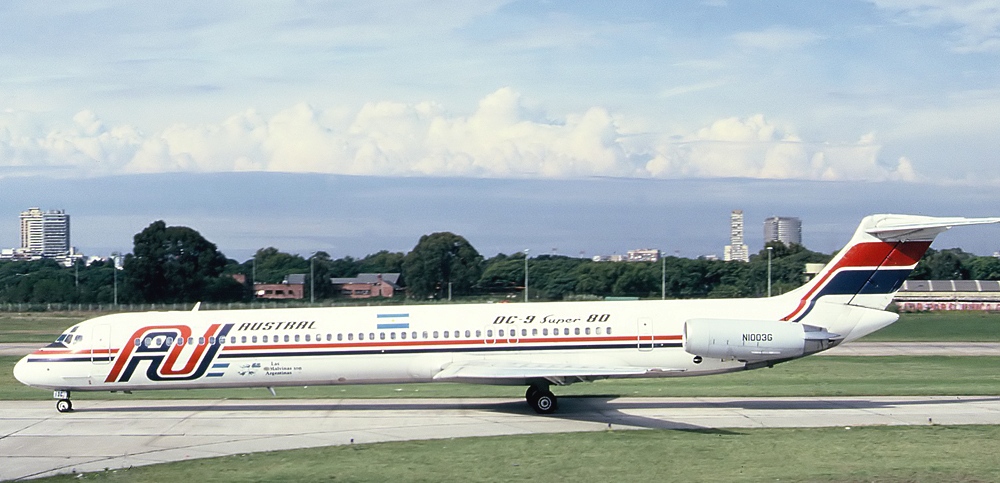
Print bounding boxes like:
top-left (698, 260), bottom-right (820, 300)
top-left (779, 214), bottom-right (1000, 322)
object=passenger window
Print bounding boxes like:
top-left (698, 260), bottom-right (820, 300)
top-left (465, 330), bottom-right (471, 338)
top-left (585, 327), bottom-right (591, 335)
top-left (348, 333), bottom-right (354, 341)
top-left (607, 327), bottom-right (612, 335)
top-left (574, 328), bottom-right (580, 336)
top-left (241, 335), bottom-right (247, 343)
top-left (134, 338), bottom-right (141, 347)
top-left (532, 329), bottom-right (537, 336)
top-left (209, 336), bottom-right (217, 345)
top-left (521, 329), bottom-right (527, 337)
top-left (433, 331), bottom-right (439, 338)
top-left (305, 334), bottom-right (311, 342)
top-left (263, 335), bottom-right (269, 343)
top-left (563, 328), bottom-right (569, 336)
top-left (412, 331), bottom-right (418, 339)
top-left (400, 332), bottom-right (406, 339)
top-left (543, 328), bottom-right (548, 336)
top-left (596, 327), bottom-right (602, 335)
top-left (487, 330), bottom-right (493, 337)
top-left (422, 331), bottom-right (428, 339)
top-left (337, 333), bottom-right (343, 341)
top-left (75, 335), bottom-right (83, 343)
top-left (359, 333), bottom-right (365, 341)
top-left (295, 334), bottom-right (301, 342)
top-left (476, 330), bottom-right (482, 337)
top-left (198, 337), bottom-right (205, 345)
top-left (390, 332), bottom-right (396, 340)
top-left (188, 337), bottom-right (195, 345)
top-left (326, 334), bottom-right (332, 342)
top-left (443, 331), bottom-right (449, 339)
top-left (369, 332), bottom-right (375, 340)
top-left (252, 335), bottom-right (258, 343)
top-left (454, 331), bottom-right (460, 338)
top-left (499, 329), bottom-right (504, 337)
top-left (380, 332), bottom-right (386, 340)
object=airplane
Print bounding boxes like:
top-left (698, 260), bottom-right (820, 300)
top-left (13, 214), bottom-right (1000, 414)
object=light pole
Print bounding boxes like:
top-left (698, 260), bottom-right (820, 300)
top-left (767, 246), bottom-right (773, 297)
top-left (310, 255), bottom-right (315, 304)
top-left (661, 251), bottom-right (666, 300)
top-left (111, 252), bottom-right (119, 306)
top-left (524, 249), bottom-right (529, 303)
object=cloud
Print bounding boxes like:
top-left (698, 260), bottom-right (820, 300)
top-left (0, 89), bottom-right (918, 183)
top-left (870, 0), bottom-right (1000, 52)
top-left (730, 27), bottom-right (823, 51)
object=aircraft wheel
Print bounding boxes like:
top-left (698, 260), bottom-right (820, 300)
top-left (528, 390), bottom-right (557, 414)
top-left (56, 399), bottom-right (73, 413)
top-left (525, 385), bottom-right (539, 401)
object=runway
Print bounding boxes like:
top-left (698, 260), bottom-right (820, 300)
top-left (3, 395), bottom-right (1000, 481)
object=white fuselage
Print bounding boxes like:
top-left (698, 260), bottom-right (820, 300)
top-left (13, 294), bottom-right (886, 393)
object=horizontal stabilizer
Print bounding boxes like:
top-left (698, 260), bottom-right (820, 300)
top-left (865, 215), bottom-right (1000, 242)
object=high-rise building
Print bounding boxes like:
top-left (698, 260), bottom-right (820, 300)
top-left (724, 210), bottom-right (749, 262)
top-left (19, 208), bottom-right (70, 258)
top-left (764, 216), bottom-right (802, 246)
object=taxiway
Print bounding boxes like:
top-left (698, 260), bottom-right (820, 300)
top-left (3, 396), bottom-right (1000, 481)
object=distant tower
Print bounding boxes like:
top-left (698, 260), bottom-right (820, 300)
top-left (19, 207), bottom-right (70, 257)
top-left (724, 210), bottom-right (749, 262)
top-left (764, 216), bottom-right (802, 246)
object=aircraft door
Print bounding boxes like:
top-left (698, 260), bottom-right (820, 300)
top-left (91, 324), bottom-right (111, 364)
top-left (637, 318), bottom-right (653, 351)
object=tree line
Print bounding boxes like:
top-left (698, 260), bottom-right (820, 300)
top-left (1, 220), bottom-right (998, 305)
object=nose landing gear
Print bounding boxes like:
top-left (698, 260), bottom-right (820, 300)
top-left (53, 390), bottom-right (73, 413)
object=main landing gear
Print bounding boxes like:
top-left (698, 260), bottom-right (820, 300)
top-left (525, 384), bottom-right (557, 414)
top-left (54, 390), bottom-right (72, 413)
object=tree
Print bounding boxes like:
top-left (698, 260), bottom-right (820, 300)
top-left (402, 232), bottom-right (483, 299)
top-left (123, 221), bottom-right (232, 303)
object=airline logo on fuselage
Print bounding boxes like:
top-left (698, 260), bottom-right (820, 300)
top-left (105, 324), bottom-right (234, 383)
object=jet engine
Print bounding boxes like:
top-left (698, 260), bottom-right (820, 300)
top-left (683, 318), bottom-right (840, 362)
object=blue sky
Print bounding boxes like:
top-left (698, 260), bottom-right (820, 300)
top-left (1, 1), bottom-right (999, 259)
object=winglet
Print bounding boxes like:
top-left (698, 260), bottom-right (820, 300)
top-left (191, 302), bottom-right (202, 312)
top-left (864, 215), bottom-right (1000, 242)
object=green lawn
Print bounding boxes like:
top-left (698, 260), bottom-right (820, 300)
top-left (5, 355), bottom-right (1000, 401)
top-left (861, 310), bottom-right (1000, 341)
top-left (35, 425), bottom-right (1000, 482)
top-left (0, 314), bottom-right (86, 343)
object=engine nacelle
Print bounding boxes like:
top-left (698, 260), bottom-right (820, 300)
top-left (683, 318), bottom-right (839, 362)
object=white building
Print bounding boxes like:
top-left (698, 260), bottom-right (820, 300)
top-left (724, 210), bottom-right (749, 262)
top-left (764, 216), bottom-right (802, 246)
top-left (19, 207), bottom-right (71, 258)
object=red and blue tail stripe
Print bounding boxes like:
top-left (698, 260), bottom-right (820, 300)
top-left (782, 240), bottom-right (930, 322)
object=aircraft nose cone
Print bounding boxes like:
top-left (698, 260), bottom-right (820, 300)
top-left (13, 356), bottom-right (34, 386)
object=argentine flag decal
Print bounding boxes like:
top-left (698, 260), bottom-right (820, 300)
top-left (376, 313), bottom-right (410, 329)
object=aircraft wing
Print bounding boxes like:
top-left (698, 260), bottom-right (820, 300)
top-left (433, 360), bottom-right (685, 385)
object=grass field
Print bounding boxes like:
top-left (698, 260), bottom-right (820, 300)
top-left (861, 310), bottom-right (1000, 341)
top-left (33, 425), bottom-right (1000, 482)
top-left (5, 355), bottom-right (1000, 401)
top-left (0, 314), bottom-right (86, 343)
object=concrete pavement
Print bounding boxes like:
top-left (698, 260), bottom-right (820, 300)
top-left (3, 396), bottom-right (1000, 481)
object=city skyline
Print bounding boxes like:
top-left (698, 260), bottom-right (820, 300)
top-left (3, 173), bottom-right (998, 263)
